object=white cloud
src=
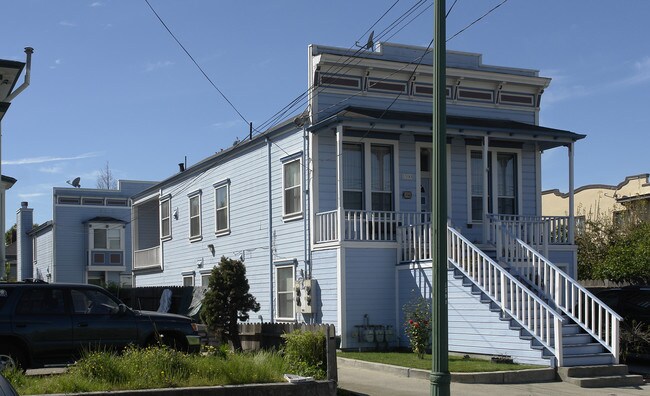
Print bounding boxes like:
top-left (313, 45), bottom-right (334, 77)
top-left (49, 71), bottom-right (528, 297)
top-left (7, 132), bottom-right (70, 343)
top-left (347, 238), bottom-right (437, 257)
top-left (59, 21), bottom-right (76, 27)
top-left (620, 56), bottom-right (650, 86)
top-left (3, 152), bottom-right (100, 166)
top-left (39, 166), bottom-right (64, 174)
top-left (18, 192), bottom-right (47, 199)
top-left (90, 2), bottom-right (103, 7)
top-left (211, 120), bottom-right (240, 129)
top-left (144, 60), bottom-right (173, 72)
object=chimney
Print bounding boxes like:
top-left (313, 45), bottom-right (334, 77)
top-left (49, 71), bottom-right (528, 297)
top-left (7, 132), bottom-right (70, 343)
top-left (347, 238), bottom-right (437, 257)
top-left (16, 202), bottom-right (34, 280)
top-left (178, 163), bottom-right (185, 172)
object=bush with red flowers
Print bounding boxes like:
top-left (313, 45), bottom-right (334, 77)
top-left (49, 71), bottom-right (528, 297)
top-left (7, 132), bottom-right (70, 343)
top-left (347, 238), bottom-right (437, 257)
top-left (403, 296), bottom-right (431, 359)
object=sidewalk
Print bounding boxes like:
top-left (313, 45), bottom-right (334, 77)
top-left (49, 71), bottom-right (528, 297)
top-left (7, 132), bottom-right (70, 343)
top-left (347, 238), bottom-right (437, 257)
top-left (337, 360), bottom-right (650, 396)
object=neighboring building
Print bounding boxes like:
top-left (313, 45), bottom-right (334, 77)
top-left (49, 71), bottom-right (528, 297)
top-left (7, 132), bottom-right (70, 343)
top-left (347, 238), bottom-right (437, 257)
top-left (16, 180), bottom-right (156, 285)
top-left (131, 42), bottom-right (620, 367)
top-left (543, 173), bottom-right (650, 221)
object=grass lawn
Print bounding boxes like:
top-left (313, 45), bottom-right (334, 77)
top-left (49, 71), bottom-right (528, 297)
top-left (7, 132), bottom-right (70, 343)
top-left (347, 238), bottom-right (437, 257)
top-left (5, 347), bottom-right (292, 395)
top-left (337, 351), bottom-right (543, 372)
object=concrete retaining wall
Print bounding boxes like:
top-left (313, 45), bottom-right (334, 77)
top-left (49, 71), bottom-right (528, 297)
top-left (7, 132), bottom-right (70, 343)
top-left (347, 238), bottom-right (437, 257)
top-left (38, 381), bottom-right (336, 396)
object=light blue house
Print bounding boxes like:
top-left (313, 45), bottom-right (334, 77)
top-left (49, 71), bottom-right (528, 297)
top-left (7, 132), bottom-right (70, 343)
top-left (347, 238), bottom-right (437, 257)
top-left (131, 42), bottom-right (621, 367)
top-left (16, 180), bottom-right (156, 285)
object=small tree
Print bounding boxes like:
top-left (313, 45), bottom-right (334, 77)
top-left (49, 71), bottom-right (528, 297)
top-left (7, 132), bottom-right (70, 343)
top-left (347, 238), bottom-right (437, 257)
top-left (96, 161), bottom-right (118, 190)
top-left (577, 201), bottom-right (650, 284)
top-left (200, 256), bottom-right (260, 350)
top-left (403, 295), bottom-right (431, 359)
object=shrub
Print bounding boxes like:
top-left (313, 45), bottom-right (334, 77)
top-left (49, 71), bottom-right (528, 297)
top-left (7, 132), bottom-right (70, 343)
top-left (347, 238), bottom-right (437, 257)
top-left (200, 257), bottom-right (260, 350)
top-left (403, 296), bottom-right (431, 359)
top-left (281, 330), bottom-right (327, 379)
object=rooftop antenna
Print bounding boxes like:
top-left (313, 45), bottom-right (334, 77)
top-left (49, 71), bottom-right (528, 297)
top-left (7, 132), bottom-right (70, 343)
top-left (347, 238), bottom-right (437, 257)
top-left (355, 31), bottom-right (374, 50)
top-left (66, 177), bottom-right (81, 188)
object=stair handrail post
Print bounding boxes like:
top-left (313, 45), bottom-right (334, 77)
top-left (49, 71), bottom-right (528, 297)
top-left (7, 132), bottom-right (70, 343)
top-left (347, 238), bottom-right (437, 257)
top-left (500, 271), bottom-right (507, 315)
top-left (553, 315), bottom-right (564, 367)
top-left (543, 220), bottom-right (550, 257)
top-left (612, 320), bottom-right (620, 364)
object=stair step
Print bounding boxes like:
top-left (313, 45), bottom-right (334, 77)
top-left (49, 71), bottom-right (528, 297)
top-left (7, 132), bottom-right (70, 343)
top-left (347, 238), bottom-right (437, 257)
top-left (561, 353), bottom-right (615, 367)
top-left (563, 375), bottom-right (645, 388)
top-left (558, 364), bottom-right (630, 377)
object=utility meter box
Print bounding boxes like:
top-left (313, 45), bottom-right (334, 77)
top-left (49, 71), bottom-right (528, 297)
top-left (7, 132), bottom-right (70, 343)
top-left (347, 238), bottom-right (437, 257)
top-left (300, 279), bottom-right (317, 314)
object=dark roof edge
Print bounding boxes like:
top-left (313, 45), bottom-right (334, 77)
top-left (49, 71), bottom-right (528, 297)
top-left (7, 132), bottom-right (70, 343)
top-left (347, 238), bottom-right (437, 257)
top-left (132, 117), bottom-right (299, 201)
top-left (27, 220), bottom-right (53, 236)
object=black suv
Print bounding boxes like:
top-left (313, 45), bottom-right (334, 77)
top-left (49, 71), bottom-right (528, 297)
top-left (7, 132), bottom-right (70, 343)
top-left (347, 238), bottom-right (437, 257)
top-left (0, 281), bottom-right (201, 370)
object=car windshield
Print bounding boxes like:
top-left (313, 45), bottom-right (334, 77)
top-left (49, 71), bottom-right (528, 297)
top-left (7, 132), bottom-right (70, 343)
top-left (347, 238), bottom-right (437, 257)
top-left (71, 289), bottom-right (120, 314)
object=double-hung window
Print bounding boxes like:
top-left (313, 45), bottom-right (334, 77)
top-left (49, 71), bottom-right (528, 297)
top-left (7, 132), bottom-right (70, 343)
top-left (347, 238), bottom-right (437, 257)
top-left (188, 191), bottom-right (202, 241)
top-left (342, 142), bottom-right (395, 211)
top-left (275, 264), bottom-right (295, 320)
top-left (214, 180), bottom-right (230, 235)
top-left (160, 197), bottom-right (171, 240)
top-left (89, 223), bottom-right (124, 267)
top-left (343, 143), bottom-right (364, 210)
top-left (283, 158), bottom-right (302, 219)
top-left (370, 145), bottom-right (394, 211)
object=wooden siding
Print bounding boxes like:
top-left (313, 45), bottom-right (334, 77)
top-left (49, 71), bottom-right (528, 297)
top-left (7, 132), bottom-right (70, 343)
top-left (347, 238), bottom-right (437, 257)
top-left (449, 138), bottom-right (469, 229)
top-left (343, 246), bottom-right (397, 349)
top-left (398, 134), bottom-right (417, 213)
top-left (397, 265), bottom-right (549, 366)
top-left (135, 128), bottom-right (307, 324)
top-left (310, 248), bottom-right (339, 326)
top-left (33, 230), bottom-right (53, 282)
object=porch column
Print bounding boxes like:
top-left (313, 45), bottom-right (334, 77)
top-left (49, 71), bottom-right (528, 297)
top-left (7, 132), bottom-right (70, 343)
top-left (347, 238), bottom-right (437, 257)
top-left (336, 125), bottom-right (344, 242)
top-left (482, 135), bottom-right (489, 244)
top-left (568, 142), bottom-right (575, 245)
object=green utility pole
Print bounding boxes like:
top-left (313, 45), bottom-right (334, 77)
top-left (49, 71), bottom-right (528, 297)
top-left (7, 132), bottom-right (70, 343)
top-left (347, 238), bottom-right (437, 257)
top-left (431, 0), bottom-right (450, 395)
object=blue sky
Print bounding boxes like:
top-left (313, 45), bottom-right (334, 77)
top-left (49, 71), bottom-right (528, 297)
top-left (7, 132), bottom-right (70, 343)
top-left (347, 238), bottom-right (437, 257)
top-left (2, 0), bottom-right (650, 228)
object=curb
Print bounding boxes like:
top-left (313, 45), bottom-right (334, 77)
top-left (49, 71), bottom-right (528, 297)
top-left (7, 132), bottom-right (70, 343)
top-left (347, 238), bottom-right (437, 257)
top-left (337, 357), bottom-right (557, 384)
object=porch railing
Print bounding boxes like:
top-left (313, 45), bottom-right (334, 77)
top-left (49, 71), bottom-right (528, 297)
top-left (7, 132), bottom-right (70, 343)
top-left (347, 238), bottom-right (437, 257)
top-left (398, 222), bottom-right (432, 262)
top-left (133, 246), bottom-right (161, 270)
top-left (507, 238), bottom-right (622, 362)
top-left (314, 210), bottom-right (431, 243)
top-left (448, 226), bottom-right (566, 366)
top-left (486, 214), bottom-right (574, 255)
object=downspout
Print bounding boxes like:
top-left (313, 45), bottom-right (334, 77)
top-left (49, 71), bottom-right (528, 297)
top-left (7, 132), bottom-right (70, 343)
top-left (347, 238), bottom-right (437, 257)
top-left (303, 126), bottom-right (311, 277)
top-left (267, 137), bottom-right (274, 323)
top-left (0, 47), bottom-right (33, 280)
top-left (5, 48), bottom-right (33, 102)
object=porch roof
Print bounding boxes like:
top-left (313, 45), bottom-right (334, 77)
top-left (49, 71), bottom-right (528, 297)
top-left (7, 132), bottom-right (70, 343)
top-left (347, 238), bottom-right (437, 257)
top-left (309, 106), bottom-right (586, 149)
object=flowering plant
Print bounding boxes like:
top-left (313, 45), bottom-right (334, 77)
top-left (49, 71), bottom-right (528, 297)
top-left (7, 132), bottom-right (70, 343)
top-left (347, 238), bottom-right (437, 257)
top-left (403, 296), bottom-right (431, 359)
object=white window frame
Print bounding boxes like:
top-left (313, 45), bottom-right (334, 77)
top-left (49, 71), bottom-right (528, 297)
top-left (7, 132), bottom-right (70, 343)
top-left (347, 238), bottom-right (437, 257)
top-left (160, 195), bottom-right (172, 241)
top-left (182, 273), bottom-right (195, 286)
top-left (188, 190), bottom-right (202, 241)
top-left (275, 264), bottom-right (296, 321)
top-left (89, 224), bottom-right (124, 251)
top-left (213, 180), bottom-right (230, 236)
top-left (282, 156), bottom-right (303, 220)
top-left (342, 137), bottom-right (400, 212)
top-left (466, 146), bottom-right (522, 223)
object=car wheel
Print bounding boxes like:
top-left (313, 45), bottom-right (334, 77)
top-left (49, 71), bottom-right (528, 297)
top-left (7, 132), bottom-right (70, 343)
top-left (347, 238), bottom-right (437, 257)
top-left (0, 346), bottom-right (27, 371)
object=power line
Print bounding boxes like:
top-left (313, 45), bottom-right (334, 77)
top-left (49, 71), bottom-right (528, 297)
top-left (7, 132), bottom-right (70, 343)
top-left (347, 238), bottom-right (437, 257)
top-left (143, 0), bottom-right (250, 126)
top-left (447, 0), bottom-right (509, 42)
top-left (253, 1), bottom-right (432, 134)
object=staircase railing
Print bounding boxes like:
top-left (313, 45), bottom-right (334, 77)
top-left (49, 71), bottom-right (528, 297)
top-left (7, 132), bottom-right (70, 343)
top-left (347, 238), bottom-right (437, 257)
top-left (508, 238), bottom-right (622, 363)
top-left (448, 226), bottom-right (566, 366)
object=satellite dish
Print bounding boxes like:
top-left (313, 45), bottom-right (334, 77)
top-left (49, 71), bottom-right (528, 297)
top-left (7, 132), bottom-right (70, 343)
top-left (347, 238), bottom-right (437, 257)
top-left (365, 31), bottom-right (374, 50)
top-left (355, 30), bottom-right (374, 50)
top-left (66, 177), bottom-right (81, 188)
